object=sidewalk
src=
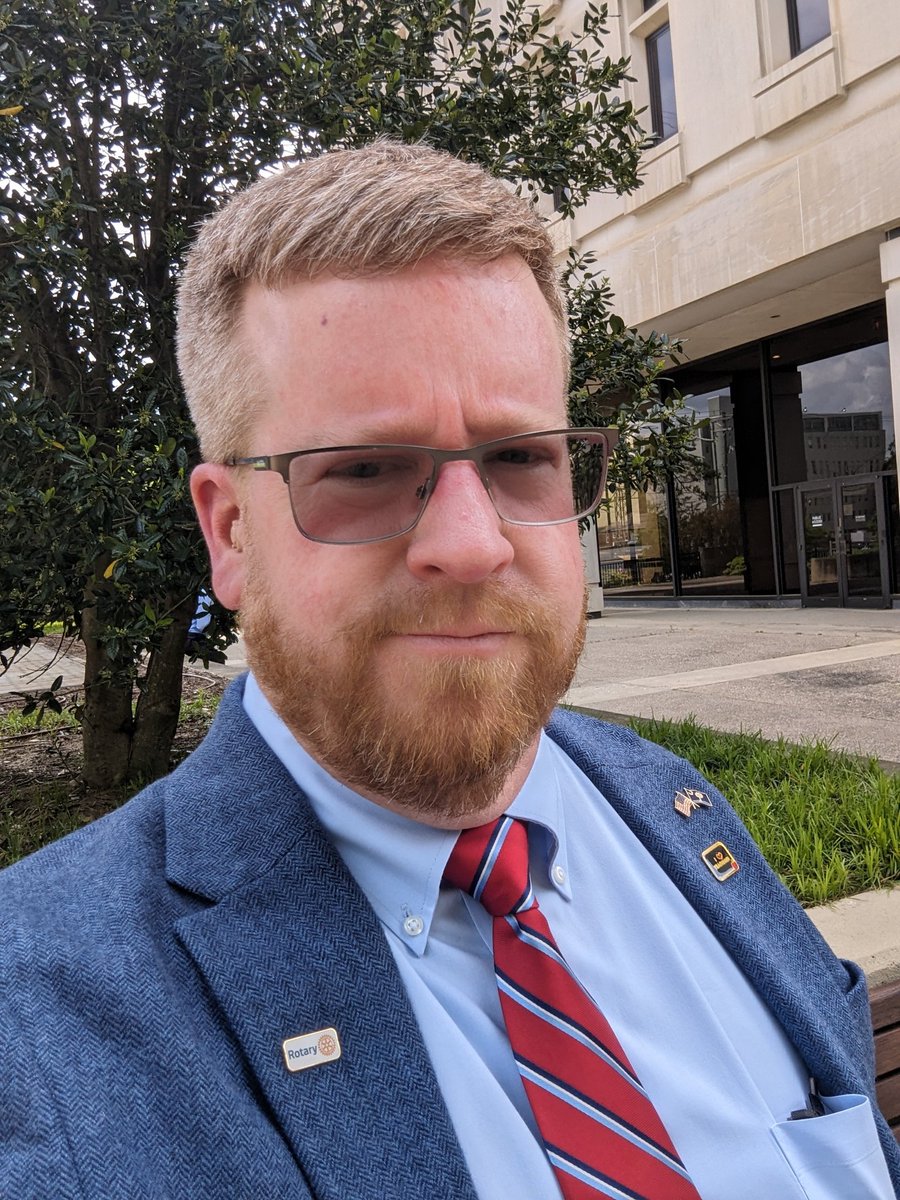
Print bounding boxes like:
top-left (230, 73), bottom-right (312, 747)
top-left (568, 605), bottom-right (900, 765)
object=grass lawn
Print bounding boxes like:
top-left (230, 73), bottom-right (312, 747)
top-left (627, 714), bottom-right (900, 907)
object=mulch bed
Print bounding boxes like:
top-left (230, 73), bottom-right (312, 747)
top-left (1, 638), bottom-right (226, 827)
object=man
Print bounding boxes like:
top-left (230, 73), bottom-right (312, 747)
top-left (2, 142), bottom-right (897, 1200)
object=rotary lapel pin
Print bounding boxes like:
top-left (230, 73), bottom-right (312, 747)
top-left (282, 1027), bottom-right (342, 1073)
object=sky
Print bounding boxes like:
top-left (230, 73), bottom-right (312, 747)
top-left (799, 343), bottom-right (893, 434)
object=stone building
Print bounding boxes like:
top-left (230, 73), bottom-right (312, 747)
top-left (562, 0), bottom-right (900, 606)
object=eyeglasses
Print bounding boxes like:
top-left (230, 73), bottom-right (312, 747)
top-left (224, 427), bottom-right (617, 545)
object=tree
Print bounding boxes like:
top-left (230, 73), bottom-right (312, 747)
top-left (0, 0), bottom-right (691, 787)
top-left (564, 251), bottom-right (694, 497)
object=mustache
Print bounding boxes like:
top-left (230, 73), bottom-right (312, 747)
top-left (345, 583), bottom-right (557, 641)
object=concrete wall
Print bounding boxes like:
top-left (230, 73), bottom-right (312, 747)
top-left (554, 0), bottom-right (900, 360)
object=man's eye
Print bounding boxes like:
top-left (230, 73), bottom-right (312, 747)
top-left (335, 459), bottom-right (384, 479)
top-left (324, 455), bottom-right (417, 482)
top-left (489, 447), bottom-right (553, 468)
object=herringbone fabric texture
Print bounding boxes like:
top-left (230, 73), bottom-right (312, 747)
top-left (445, 815), bottom-right (702, 1200)
top-left (3, 684), bottom-right (897, 1195)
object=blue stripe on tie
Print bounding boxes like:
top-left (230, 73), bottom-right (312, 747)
top-left (511, 915), bottom-right (565, 962)
top-left (472, 818), bottom-right (512, 902)
top-left (495, 968), bottom-right (643, 1091)
top-left (517, 1059), bottom-right (691, 1180)
top-left (545, 1145), bottom-right (648, 1200)
top-left (513, 878), bottom-right (534, 914)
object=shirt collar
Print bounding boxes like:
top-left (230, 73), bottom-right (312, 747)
top-left (242, 673), bottom-right (571, 957)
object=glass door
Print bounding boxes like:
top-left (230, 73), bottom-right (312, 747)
top-left (800, 487), bottom-right (840, 603)
top-left (840, 480), bottom-right (887, 603)
top-left (796, 476), bottom-right (890, 606)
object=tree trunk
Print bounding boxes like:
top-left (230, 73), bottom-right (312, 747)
top-left (80, 593), bottom-right (194, 789)
top-left (128, 596), bottom-right (194, 784)
top-left (81, 605), bottom-right (135, 789)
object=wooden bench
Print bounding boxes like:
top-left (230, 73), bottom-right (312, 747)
top-left (872, 978), bottom-right (900, 1142)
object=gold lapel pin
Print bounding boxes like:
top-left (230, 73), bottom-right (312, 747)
top-left (674, 787), bottom-right (713, 819)
top-left (701, 841), bottom-right (740, 882)
top-left (282, 1027), bottom-right (342, 1073)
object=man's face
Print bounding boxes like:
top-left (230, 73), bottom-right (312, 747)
top-left (192, 255), bottom-right (588, 827)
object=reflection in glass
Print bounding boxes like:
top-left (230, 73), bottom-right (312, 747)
top-left (668, 306), bottom-right (897, 603)
top-left (674, 390), bottom-right (746, 593)
top-left (797, 480), bottom-right (887, 603)
top-left (775, 490), bottom-right (801, 592)
top-left (647, 24), bottom-right (678, 141)
top-left (887, 477), bottom-right (900, 593)
top-left (841, 481), bottom-right (882, 599)
top-left (802, 488), bottom-right (839, 599)
top-left (789, 0), bottom-right (830, 56)
top-left (594, 466), bottom-right (672, 596)
top-left (772, 342), bottom-right (894, 486)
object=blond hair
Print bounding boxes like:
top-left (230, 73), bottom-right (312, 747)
top-left (176, 140), bottom-right (567, 462)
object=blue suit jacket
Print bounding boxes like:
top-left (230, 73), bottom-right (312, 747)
top-left (2, 678), bottom-right (898, 1198)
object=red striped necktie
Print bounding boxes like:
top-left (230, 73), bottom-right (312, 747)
top-left (444, 815), bottom-right (702, 1200)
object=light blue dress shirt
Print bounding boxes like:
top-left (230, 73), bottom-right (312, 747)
top-left (243, 675), bottom-right (893, 1200)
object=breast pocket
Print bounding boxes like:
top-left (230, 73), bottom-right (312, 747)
top-left (771, 1094), bottom-right (894, 1200)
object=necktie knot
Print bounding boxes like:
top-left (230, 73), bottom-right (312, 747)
top-left (444, 815), bottom-right (533, 919)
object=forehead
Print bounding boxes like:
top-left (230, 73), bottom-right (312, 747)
top-left (237, 256), bottom-right (568, 449)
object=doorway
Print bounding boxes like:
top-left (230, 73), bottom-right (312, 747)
top-left (795, 476), bottom-right (891, 607)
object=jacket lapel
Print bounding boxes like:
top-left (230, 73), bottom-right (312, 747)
top-left (547, 707), bottom-right (873, 1096)
top-left (164, 682), bottom-right (476, 1200)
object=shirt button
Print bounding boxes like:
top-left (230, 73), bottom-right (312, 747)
top-left (552, 864), bottom-right (567, 886)
top-left (403, 915), bottom-right (425, 937)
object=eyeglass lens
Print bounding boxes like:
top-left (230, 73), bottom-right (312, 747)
top-left (285, 431), bottom-right (607, 545)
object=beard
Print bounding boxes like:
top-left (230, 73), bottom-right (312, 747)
top-left (241, 573), bottom-right (586, 824)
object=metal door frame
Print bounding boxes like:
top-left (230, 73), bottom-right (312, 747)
top-left (794, 474), bottom-right (890, 608)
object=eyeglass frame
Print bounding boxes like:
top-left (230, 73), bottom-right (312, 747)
top-left (224, 426), bottom-right (619, 546)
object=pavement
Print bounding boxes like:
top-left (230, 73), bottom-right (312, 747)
top-left (569, 605), bottom-right (900, 764)
top-left (2, 603), bottom-right (899, 983)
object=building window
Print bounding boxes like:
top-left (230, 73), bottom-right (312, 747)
top-left (646, 23), bottom-right (677, 141)
top-left (787, 0), bottom-right (830, 57)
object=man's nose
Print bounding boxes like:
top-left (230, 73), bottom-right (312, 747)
top-left (405, 460), bottom-right (515, 583)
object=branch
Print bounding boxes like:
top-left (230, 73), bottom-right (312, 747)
top-left (0, 237), bottom-right (84, 402)
top-left (116, 65), bottom-right (146, 273)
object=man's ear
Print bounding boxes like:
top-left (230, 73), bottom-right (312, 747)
top-left (190, 463), bottom-right (247, 611)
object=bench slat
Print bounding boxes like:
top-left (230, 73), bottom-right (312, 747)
top-left (876, 1072), bottom-right (900, 1126)
top-left (870, 980), bottom-right (900, 1141)
top-left (876, 1026), bottom-right (900, 1077)
top-left (870, 979), bottom-right (900, 1028)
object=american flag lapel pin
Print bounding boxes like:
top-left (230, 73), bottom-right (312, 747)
top-left (674, 787), bottom-right (713, 819)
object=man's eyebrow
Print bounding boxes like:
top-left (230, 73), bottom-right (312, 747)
top-left (307, 416), bottom-right (568, 449)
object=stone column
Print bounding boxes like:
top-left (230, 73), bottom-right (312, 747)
top-left (879, 236), bottom-right (900, 460)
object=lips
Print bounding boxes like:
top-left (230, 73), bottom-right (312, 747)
top-left (402, 629), bottom-right (511, 639)
top-left (389, 629), bottom-right (515, 656)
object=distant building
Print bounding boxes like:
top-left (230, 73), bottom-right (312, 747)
top-left (559, 0), bottom-right (900, 606)
top-left (802, 411), bottom-right (887, 480)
